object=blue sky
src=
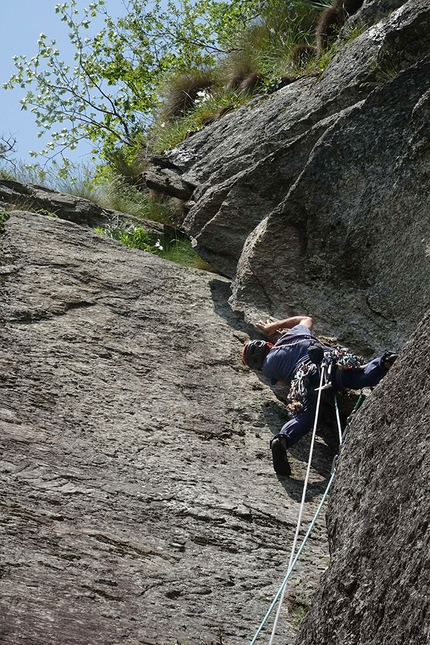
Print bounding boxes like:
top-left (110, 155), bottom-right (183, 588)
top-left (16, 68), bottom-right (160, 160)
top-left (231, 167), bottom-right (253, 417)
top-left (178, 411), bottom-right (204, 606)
top-left (1, 0), bottom-right (124, 165)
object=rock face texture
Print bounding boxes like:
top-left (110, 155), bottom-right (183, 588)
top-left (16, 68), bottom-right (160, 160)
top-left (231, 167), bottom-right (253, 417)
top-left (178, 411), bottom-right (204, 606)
top-left (2, 0), bottom-right (430, 643)
top-left (145, 0), bottom-right (430, 357)
top-left (295, 311), bottom-right (430, 645)
top-left (0, 211), bottom-right (334, 645)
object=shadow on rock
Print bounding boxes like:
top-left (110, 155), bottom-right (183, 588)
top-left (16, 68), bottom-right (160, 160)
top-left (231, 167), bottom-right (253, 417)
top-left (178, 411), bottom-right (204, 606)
top-left (278, 473), bottom-right (332, 504)
top-left (261, 396), bottom-right (342, 503)
top-left (209, 278), bottom-right (251, 332)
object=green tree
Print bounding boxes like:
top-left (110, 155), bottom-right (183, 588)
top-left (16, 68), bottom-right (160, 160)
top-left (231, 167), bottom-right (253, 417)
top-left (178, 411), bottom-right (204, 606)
top-left (4, 0), bottom-right (324, 170)
top-left (4, 0), bottom-right (258, 166)
top-left (0, 135), bottom-right (16, 161)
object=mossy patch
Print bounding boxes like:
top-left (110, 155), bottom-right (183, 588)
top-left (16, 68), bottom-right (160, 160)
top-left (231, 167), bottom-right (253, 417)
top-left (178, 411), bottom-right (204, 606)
top-left (0, 210), bottom-right (10, 234)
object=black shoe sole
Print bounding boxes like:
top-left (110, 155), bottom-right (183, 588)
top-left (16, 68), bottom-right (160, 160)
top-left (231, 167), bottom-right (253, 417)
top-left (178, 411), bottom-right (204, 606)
top-left (382, 351), bottom-right (398, 370)
top-left (271, 438), bottom-right (291, 476)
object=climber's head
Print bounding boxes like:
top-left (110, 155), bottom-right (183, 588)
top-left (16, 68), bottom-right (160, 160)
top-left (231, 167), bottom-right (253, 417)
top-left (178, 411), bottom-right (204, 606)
top-left (242, 339), bottom-right (272, 371)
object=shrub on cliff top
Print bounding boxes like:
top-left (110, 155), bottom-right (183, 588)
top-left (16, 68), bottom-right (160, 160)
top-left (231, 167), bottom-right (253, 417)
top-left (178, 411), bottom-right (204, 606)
top-left (4, 0), bottom-right (327, 172)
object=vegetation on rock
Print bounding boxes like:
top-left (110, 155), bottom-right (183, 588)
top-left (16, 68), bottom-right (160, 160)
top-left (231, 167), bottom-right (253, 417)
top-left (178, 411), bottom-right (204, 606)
top-left (0, 210), bottom-right (10, 234)
top-left (4, 0), bottom-right (331, 175)
top-left (94, 223), bottom-right (211, 268)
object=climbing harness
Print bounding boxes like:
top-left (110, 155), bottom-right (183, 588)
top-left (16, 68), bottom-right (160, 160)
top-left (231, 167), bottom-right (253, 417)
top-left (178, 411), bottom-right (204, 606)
top-left (248, 349), bottom-right (366, 645)
top-left (285, 359), bottom-right (317, 414)
top-left (286, 345), bottom-right (365, 414)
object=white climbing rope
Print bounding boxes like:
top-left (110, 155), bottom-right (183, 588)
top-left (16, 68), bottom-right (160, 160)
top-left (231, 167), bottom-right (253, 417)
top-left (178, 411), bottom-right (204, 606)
top-left (267, 363), bottom-right (328, 645)
top-left (248, 376), bottom-right (362, 645)
top-left (248, 469), bottom-right (336, 645)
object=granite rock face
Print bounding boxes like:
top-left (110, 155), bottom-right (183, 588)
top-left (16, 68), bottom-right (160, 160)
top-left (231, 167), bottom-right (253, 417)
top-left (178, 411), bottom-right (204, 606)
top-left (0, 211), bottom-right (334, 645)
top-left (145, 0), bottom-right (430, 357)
top-left (232, 51), bottom-right (430, 356)
top-left (1, 0), bottom-right (430, 642)
top-left (295, 311), bottom-right (430, 645)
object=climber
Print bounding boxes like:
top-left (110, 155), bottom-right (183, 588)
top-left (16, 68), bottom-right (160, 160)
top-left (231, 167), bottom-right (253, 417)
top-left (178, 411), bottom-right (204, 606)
top-left (242, 315), bottom-right (397, 476)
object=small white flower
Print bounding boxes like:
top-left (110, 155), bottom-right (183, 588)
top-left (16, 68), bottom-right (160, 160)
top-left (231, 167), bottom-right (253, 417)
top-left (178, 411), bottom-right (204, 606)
top-left (195, 89), bottom-right (212, 105)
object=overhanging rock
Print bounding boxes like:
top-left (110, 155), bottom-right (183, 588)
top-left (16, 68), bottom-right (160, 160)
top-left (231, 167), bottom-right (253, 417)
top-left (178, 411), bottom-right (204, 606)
top-left (145, 0), bottom-right (430, 355)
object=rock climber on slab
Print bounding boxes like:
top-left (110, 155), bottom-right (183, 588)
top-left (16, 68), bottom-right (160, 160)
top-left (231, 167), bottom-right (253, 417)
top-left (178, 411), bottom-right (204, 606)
top-left (242, 315), bottom-right (397, 476)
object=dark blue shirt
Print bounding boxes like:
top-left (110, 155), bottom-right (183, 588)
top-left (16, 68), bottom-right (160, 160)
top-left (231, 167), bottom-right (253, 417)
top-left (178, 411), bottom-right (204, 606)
top-left (262, 324), bottom-right (313, 385)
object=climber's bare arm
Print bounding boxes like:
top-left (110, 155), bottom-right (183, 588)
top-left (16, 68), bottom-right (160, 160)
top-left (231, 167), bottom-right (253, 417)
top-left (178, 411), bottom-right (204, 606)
top-left (256, 316), bottom-right (313, 336)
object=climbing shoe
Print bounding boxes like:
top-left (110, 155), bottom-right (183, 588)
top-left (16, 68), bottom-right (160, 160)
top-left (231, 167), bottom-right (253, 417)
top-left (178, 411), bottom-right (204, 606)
top-left (382, 351), bottom-right (398, 370)
top-left (270, 437), bottom-right (291, 476)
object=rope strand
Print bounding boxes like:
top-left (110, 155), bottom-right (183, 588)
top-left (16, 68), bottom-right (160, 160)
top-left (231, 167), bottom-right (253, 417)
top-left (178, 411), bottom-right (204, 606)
top-left (248, 470), bottom-right (336, 645)
top-left (267, 364), bottom-right (327, 645)
top-left (248, 388), bottom-right (364, 645)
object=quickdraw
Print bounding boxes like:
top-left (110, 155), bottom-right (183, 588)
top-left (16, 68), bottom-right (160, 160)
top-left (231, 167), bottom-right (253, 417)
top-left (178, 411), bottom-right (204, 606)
top-left (332, 346), bottom-right (365, 371)
top-left (286, 347), bottom-right (365, 414)
top-left (286, 361), bottom-right (317, 414)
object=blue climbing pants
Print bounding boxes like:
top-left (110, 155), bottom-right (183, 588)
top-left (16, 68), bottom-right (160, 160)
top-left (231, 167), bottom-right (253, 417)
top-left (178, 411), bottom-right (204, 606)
top-left (276, 356), bottom-right (388, 448)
